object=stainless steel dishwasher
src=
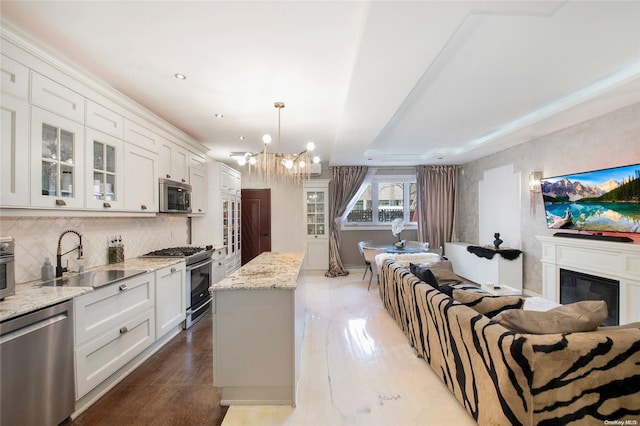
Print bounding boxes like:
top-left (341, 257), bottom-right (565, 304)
top-left (1, 300), bottom-right (75, 426)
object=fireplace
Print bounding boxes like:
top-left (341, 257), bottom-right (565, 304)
top-left (559, 269), bottom-right (619, 326)
top-left (536, 235), bottom-right (640, 325)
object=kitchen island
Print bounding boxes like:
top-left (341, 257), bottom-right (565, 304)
top-left (210, 251), bottom-right (305, 406)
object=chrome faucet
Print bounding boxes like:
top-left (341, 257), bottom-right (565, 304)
top-left (56, 230), bottom-right (84, 278)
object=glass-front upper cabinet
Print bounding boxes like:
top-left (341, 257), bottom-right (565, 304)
top-left (85, 128), bottom-right (124, 210)
top-left (305, 190), bottom-right (326, 236)
top-left (31, 107), bottom-right (84, 208)
top-left (222, 199), bottom-right (229, 248)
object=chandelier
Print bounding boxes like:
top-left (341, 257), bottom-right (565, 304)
top-left (231, 102), bottom-right (320, 183)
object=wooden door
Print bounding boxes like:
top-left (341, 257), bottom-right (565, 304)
top-left (241, 189), bottom-right (271, 265)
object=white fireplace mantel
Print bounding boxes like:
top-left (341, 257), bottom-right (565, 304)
top-left (536, 235), bottom-right (640, 324)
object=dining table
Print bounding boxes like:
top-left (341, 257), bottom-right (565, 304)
top-left (367, 245), bottom-right (428, 254)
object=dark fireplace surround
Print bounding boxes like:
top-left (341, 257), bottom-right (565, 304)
top-left (560, 268), bottom-right (619, 326)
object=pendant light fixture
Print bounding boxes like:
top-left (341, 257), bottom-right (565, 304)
top-left (231, 102), bottom-right (320, 183)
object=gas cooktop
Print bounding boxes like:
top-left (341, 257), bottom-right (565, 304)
top-left (142, 245), bottom-right (214, 265)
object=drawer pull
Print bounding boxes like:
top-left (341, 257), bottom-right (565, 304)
top-left (141, 204), bottom-right (147, 210)
top-left (103, 202), bottom-right (111, 208)
top-left (56, 199), bottom-right (66, 206)
top-left (170, 267), bottom-right (176, 273)
top-left (119, 284), bottom-right (128, 291)
top-left (119, 326), bottom-right (128, 334)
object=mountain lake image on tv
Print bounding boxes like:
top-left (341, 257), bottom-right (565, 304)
top-left (541, 163), bottom-right (640, 234)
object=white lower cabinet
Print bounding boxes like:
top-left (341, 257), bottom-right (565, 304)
top-left (74, 307), bottom-right (155, 399)
top-left (74, 272), bottom-right (155, 399)
top-left (155, 262), bottom-right (186, 339)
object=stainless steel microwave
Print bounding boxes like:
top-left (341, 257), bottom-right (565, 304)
top-left (159, 178), bottom-right (192, 214)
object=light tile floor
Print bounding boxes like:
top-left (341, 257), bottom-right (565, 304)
top-left (221, 270), bottom-right (477, 426)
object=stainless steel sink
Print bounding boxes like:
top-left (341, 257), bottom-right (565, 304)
top-left (41, 269), bottom-right (147, 289)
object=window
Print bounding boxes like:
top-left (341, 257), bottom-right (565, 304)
top-left (345, 176), bottom-right (417, 225)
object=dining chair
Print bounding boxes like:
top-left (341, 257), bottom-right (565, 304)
top-left (358, 240), bottom-right (373, 280)
top-left (362, 246), bottom-right (387, 290)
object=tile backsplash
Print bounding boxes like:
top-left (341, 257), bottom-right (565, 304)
top-left (0, 215), bottom-right (189, 284)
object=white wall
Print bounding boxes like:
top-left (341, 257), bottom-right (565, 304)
top-left (241, 172), bottom-right (305, 253)
top-left (0, 215), bottom-right (189, 283)
top-left (457, 102), bottom-right (640, 294)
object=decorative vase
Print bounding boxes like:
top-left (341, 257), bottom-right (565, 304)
top-left (394, 240), bottom-right (405, 249)
top-left (493, 233), bottom-right (503, 250)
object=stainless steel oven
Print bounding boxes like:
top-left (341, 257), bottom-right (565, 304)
top-left (0, 237), bottom-right (15, 300)
top-left (185, 256), bottom-right (213, 329)
top-left (142, 245), bottom-right (219, 329)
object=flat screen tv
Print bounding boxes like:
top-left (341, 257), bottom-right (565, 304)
top-left (540, 163), bottom-right (640, 235)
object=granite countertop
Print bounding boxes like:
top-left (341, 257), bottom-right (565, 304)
top-left (0, 257), bottom-right (185, 322)
top-left (211, 252), bottom-right (305, 291)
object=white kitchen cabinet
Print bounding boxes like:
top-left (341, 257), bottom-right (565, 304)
top-left (30, 106), bottom-right (85, 209)
top-left (73, 272), bottom-right (156, 398)
top-left (1, 54), bottom-right (29, 99)
top-left (158, 138), bottom-right (189, 183)
top-left (191, 162), bottom-right (242, 273)
top-left (85, 128), bottom-right (124, 210)
top-left (123, 142), bottom-right (158, 213)
top-left (223, 193), bottom-right (241, 273)
top-left (123, 118), bottom-right (160, 153)
top-left (31, 71), bottom-right (85, 123)
top-left (85, 100), bottom-right (124, 138)
top-left (189, 164), bottom-right (206, 215)
top-left (155, 262), bottom-right (186, 339)
top-left (75, 307), bottom-right (155, 398)
top-left (0, 95), bottom-right (30, 207)
top-left (303, 179), bottom-right (330, 271)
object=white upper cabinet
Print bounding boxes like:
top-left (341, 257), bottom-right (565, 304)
top-left (158, 137), bottom-right (189, 183)
top-left (189, 164), bottom-right (206, 215)
top-left (1, 54), bottom-right (29, 99)
top-left (123, 142), bottom-right (158, 213)
top-left (31, 72), bottom-right (85, 123)
top-left (0, 95), bottom-right (30, 207)
top-left (85, 100), bottom-right (124, 138)
top-left (123, 118), bottom-right (160, 153)
top-left (85, 128), bottom-right (124, 210)
top-left (30, 107), bottom-right (85, 209)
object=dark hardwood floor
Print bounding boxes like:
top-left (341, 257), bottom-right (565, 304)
top-left (65, 311), bottom-right (227, 426)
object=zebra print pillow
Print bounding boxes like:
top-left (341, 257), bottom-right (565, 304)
top-left (452, 289), bottom-right (524, 318)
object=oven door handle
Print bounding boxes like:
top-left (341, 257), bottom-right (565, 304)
top-left (186, 297), bottom-right (212, 316)
top-left (186, 257), bottom-right (214, 271)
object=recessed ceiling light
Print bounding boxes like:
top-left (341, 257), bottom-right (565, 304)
top-left (214, 113), bottom-right (224, 118)
top-left (239, 136), bottom-right (245, 140)
top-left (174, 73), bottom-right (187, 80)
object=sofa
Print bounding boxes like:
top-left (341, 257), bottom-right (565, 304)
top-left (377, 255), bottom-right (640, 425)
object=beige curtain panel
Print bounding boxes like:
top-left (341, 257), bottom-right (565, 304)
top-left (325, 166), bottom-right (368, 277)
top-left (416, 165), bottom-right (458, 251)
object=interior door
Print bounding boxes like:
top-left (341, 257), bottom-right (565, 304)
top-left (241, 189), bottom-right (271, 265)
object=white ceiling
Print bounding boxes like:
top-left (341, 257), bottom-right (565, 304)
top-left (2, 1), bottom-right (639, 167)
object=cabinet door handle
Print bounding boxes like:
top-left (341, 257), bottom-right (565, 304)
top-left (119, 284), bottom-right (128, 291)
top-left (181, 178), bottom-right (186, 183)
top-left (103, 202), bottom-right (111, 208)
top-left (141, 204), bottom-right (147, 210)
top-left (119, 326), bottom-right (128, 334)
top-left (166, 174), bottom-right (171, 179)
top-left (170, 267), bottom-right (176, 273)
top-left (56, 199), bottom-right (66, 206)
